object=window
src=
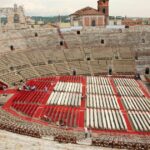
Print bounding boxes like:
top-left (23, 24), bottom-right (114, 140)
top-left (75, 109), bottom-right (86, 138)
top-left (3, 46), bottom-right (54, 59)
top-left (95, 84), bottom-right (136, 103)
top-left (135, 55), bottom-right (138, 60)
top-left (31, 25), bottom-right (34, 28)
top-left (91, 20), bottom-right (96, 26)
top-left (101, 39), bottom-right (105, 44)
top-left (1, 15), bottom-right (7, 25)
top-left (10, 66), bottom-right (14, 71)
top-left (10, 45), bottom-right (14, 51)
top-left (86, 57), bottom-right (91, 61)
top-left (73, 70), bottom-right (76, 76)
top-left (35, 33), bottom-right (38, 37)
top-left (86, 53), bottom-right (91, 61)
top-left (48, 60), bottom-right (52, 64)
top-left (145, 67), bottom-right (150, 74)
top-left (125, 25), bottom-right (129, 29)
top-left (60, 41), bottom-right (64, 46)
top-left (115, 55), bottom-right (119, 59)
top-left (114, 21), bottom-right (117, 25)
top-left (109, 68), bottom-right (112, 75)
top-left (102, 8), bottom-right (106, 14)
top-left (77, 31), bottom-right (80, 35)
top-left (142, 39), bottom-right (145, 43)
top-left (14, 14), bottom-right (19, 23)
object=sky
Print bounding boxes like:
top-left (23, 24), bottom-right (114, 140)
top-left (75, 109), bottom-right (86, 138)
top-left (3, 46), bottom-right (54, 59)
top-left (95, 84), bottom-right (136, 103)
top-left (0, 0), bottom-right (150, 17)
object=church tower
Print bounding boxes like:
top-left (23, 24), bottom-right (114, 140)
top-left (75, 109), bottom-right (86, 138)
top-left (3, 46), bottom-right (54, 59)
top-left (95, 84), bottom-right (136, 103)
top-left (97, 0), bottom-right (109, 25)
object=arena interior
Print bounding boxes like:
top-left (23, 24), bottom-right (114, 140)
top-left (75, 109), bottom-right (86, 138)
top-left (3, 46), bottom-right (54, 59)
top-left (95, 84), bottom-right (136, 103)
top-left (0, 4), bottom-right (150, 150)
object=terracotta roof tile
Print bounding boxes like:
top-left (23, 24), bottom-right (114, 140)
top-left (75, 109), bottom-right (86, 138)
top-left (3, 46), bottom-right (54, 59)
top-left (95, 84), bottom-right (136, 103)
top-left (71, 7), bottom-right (104, 16)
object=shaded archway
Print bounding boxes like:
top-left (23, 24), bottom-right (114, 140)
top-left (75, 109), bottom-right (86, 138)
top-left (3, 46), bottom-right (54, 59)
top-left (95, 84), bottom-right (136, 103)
top-left (14, 14), bottom-right (20, 23)
top-left (102, 8), bottom-right (106, 14)
top-left (145, 67), bottom-right (149, 74)
top-left (91, 20), bottom-right (96, 26)
top-left (0, 14), bottom-right (8, 25)
top-left (109, 68), bottom-right (112, 75)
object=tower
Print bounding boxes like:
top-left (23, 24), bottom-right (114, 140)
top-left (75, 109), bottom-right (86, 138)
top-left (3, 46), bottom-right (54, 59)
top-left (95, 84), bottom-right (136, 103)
top-left (97, 0), bottom-right (109, 25)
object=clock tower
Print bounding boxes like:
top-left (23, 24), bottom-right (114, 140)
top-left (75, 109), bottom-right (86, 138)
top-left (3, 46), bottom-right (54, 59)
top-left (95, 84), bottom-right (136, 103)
top-left (97, 0), bottom-right (109, 25)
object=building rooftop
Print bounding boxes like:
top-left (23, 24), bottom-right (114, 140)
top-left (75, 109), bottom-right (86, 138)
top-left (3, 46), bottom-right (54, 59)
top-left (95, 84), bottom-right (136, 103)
top-left (71, 7), bottom-right (104, 16)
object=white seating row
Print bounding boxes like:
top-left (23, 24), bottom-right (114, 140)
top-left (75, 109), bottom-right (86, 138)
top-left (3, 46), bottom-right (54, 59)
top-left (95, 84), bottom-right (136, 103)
top-left (54, 82), bottom-right (82, 93)
top-left (122, 96), bottom-right (150, 111)
top-left (87, 84), bottom-right (114, 95)
top-left (47, 91), bottom-right (82, 107)
top-left (87, 76), bottom-right (110, 85)
top-left (86, 94), bottom-right (119, 109)
top-left (114, 78), bottom-right (139, 87)
top-left (128, 111), bottom-right (150, 132)
top-left (117, 86), bottom-right (144, 97)
top-left (86, 109), bottom-right (127, 131)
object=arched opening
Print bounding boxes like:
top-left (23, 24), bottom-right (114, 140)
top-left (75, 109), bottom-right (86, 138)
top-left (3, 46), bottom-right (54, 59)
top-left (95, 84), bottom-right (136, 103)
top-left (102, 8), bottom-right (106, 14)
top-left (10, 66), bottom-right (14, 71)
top-left (142, 39), bottom-right (145, 43)
top-left (145, 67), bottom-right (149, 74)
top-left (135, 52), bottom-right (138, 60)
top-left (73, 69), bottom-right (76, 76)
top-left (10, 45), bottom-right (15, 51)
top-left (0, 15), bottom-right (8, 25)
top-left (86, 53), bottom-right (91, 61)
top-left (60, 41), bottom-right (64, 46)
top-left (91, 20), bottom-right (96, 26)
top-left (14, 14), bottom-right (20, 23)
top-left (77, 30), bottom-right (80, 35)
top-left (125, 25), bottom-right (129, 29)
top-left (31, 25), bottom-right (34, 28)
top-left (35, 32), bottom-right (38, 37)
top-left (86, 57), bottom-right (91, 61)
top-left (48, 60), bottom-right (52, 64)
top-left (109, 68), bottom-right (112, 75)
top-left (101, 39), bottom-right (105, 44)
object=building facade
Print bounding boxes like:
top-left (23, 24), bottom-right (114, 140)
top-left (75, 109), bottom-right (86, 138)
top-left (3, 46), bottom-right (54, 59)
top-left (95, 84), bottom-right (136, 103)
top-left (0, 4), bottom-right (27, 30)
top-left (70, 0), bottom-right (109, 27)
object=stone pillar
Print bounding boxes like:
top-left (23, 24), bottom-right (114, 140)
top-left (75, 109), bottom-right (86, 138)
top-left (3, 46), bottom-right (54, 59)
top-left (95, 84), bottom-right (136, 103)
top-left (18, 6), bottom-right (26, 24)
top-left (7, 14), bottom-right (14, 24)
top-left (70, 16), bottom-right (74, 26)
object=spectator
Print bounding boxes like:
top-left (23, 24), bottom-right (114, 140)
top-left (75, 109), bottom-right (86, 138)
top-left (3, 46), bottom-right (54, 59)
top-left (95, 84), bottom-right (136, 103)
top-left (44, 86), bottom-right (48, 92)
top-left (84, 127), bottom-right (88, 138)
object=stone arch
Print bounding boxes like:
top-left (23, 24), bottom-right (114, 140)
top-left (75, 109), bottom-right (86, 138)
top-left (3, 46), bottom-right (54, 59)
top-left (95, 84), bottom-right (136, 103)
top-left (14, 14), bottom-right (20, 23)
top-left (0, 5), bottom-right (26, 26)
top-left (145, 67), bottom-right (149, 74)
top-left (91, 20), bottom-right (96, 26)
top-left (0, 14), bottom-right (8, 25)
top-left (102, 8), bottom-right (106, 14)
top-left (0, 8), bottom-right (13, 25)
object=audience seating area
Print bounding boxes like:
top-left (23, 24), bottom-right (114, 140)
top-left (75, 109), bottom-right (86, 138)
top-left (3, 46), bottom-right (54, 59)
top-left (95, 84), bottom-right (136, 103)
top-left (0, 27), bottom-right (150, 148)
top-left (0, 28), bottom-right (143, 86)
top-left (92, 134), bottom-right (150, 149)
top-left (113, 77), bottom-right (150, 132)
top-left (128, 111), bottom-right (149, 132)
top-left (0, 109), bottom-right (84, 141)
top-left (87, 95), bottom-right (119, 109)
top-left (41, 106), bottom-right (81, 128)
top-left (0, 75), bottom-right (149, 148)
top-left (122, 97), bottom-right (150, 111)
top-left (86, 109), bottom-right (127, 130)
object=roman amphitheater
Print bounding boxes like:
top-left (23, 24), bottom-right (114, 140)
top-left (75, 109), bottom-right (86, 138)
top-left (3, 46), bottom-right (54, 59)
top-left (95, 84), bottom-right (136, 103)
top-left (0, 4), bottom-right (150, 150)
